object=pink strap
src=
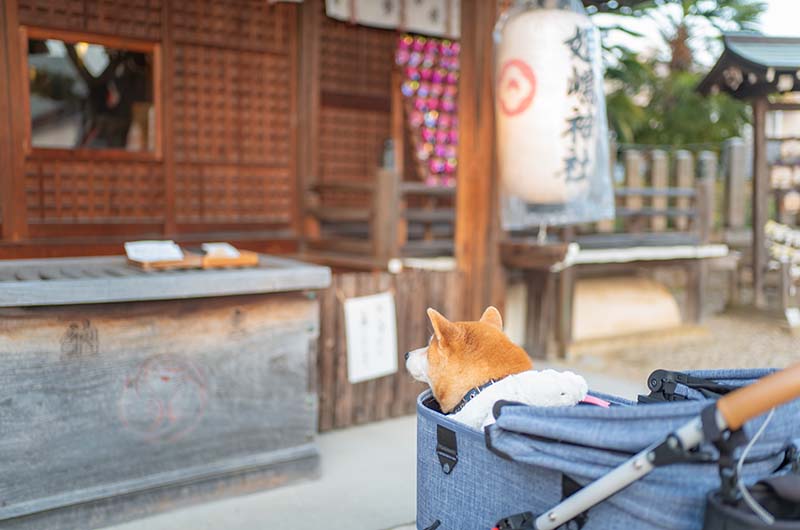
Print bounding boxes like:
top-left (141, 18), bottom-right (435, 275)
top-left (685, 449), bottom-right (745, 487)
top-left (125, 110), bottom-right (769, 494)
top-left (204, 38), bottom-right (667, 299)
top-left (581, 395), bottom-right (611, 408)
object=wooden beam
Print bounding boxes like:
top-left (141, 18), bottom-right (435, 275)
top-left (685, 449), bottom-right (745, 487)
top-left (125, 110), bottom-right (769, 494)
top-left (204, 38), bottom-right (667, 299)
top-left (455, 0), bottom-right (502, 318)
top-left (752, 96), bottom-right (769, 309)
top-left (161, 0), bottom-right (175, 236)
top-left (297, 0), bottom-right (321, 248)
top-left (1, 0), bottom-right (28, 241)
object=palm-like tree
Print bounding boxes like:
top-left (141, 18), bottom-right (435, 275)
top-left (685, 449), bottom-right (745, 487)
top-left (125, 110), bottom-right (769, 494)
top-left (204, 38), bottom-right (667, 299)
top-left (599, 0), bottom-right (767, 145)
top-left (629, 0), bottom-right (767, 72)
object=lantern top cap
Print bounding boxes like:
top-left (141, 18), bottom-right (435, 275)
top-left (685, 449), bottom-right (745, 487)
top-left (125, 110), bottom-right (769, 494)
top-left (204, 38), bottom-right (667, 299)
top-left (698, 32), bottom-right (800, 99)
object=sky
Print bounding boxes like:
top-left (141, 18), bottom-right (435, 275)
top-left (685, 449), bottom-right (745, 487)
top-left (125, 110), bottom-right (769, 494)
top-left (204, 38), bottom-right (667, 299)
top-left (595, 0), bottom-right (800, 67)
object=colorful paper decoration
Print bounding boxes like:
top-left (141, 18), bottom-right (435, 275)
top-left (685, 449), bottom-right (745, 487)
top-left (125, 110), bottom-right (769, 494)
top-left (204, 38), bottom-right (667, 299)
top-left (396, 34), bottom-right (460, 186)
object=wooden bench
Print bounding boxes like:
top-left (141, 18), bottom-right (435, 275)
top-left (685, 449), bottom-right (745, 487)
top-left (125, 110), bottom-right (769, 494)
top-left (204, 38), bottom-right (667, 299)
top-left (302, 168), bottom-right (455, 270)
top-left (503, 148), bottom-right (732, 357)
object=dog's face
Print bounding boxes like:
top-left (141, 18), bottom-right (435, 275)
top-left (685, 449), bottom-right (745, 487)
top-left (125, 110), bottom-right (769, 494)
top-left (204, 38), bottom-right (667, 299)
top-left (405, 306), bottom-right (532, 413)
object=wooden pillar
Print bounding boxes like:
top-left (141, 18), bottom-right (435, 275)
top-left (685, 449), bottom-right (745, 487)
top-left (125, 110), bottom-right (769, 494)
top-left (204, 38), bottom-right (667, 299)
top-left (752, 97), bottom-right (769, 309)
top-left (1, 0), bottom-right (28, 241)
top-left (455, 0), bottom-right (503, 319)
top-left (297, 0), bottom-right (321, 248)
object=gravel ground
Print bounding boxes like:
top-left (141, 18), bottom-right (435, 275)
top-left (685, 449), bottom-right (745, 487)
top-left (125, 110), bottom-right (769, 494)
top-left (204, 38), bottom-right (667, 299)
top-left (566, 310), bottom-right (800, 385)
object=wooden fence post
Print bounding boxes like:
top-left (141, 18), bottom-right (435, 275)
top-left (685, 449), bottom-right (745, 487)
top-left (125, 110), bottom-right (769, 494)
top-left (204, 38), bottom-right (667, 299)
top-left (596, 137), bottom-right (617, 232)
top-left (650, 150), bottom-right (668, 232)
top-left (722, 137), bottom-right (747, 231)
top-left (623, 149), bottom-right (643, 232)
top-left (695, 171), bottom-right (715, 244)
top-left (697, 150), bottom-right (718, 239)
top-left (372, 168), bottom-right (400, 263)
top-left (675, 150), bottom-right (694, 231)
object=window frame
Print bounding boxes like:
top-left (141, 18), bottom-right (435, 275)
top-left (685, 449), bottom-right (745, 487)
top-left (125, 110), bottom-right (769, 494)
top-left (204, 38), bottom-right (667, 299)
top-left (20, 26), bottom-right (162, 161)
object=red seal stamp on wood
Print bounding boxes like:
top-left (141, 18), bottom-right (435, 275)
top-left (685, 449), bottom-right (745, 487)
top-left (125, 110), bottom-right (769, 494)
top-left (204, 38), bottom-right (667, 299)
top-left (118, 355), bottom-right (209, 443)
top-left (498, 59), bottom-right (537, 117)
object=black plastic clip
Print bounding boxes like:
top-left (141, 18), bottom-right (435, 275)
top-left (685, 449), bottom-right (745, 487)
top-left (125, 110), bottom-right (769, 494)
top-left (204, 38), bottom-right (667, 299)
top-left (787, 442), bottom-right (800, 474)
top-left (649, 433), bottom-right (714, 467)
top-left (436, 425), bottom-right (458, 474)
top-left (494, 511), bottom-right (535, 530)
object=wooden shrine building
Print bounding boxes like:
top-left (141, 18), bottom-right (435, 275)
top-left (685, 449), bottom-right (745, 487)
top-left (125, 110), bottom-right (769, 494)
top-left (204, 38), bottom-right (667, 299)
top-left (699, 32), bottom-right (800, 309)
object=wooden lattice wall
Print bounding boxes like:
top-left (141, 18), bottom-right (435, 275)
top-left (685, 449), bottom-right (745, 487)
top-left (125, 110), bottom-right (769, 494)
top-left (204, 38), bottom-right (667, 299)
top-left (315, 3), bottom-right (395, 208)
top-left (1, 0), bottom-right (299, 256)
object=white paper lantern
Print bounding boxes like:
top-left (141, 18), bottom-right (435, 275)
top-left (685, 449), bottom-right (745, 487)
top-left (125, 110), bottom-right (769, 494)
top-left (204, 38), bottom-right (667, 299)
top-left (495, 2), bottom-right (607, 207)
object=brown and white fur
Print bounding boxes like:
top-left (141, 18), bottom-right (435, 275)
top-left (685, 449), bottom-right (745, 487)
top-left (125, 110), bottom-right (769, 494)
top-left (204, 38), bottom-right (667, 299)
top-left (405, 306), bottom-right (587, 430)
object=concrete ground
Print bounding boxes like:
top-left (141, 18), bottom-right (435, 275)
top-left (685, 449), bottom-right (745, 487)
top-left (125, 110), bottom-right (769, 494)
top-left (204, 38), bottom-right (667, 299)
top-left (101, 367), bottom-right (640, 530)
top-left (566, 310), bottom-right (800, 384)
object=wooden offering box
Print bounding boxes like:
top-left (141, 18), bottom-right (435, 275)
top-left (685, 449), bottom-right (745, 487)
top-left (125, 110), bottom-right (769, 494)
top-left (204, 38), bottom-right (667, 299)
top-left (0, 255), bottom-right (330, 530)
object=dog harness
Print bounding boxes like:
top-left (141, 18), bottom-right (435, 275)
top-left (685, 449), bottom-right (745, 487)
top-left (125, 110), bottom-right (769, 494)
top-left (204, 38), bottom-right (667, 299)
top-left (450, 378), bottom-right (501, 414)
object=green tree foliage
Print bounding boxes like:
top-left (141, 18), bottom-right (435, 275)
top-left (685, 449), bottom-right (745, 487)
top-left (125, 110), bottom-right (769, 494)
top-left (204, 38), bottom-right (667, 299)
top-left (600, 0), bottom-right (767, 146)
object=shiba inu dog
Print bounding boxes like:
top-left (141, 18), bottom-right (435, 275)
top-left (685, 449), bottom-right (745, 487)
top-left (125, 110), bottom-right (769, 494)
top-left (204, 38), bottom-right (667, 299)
top-left (405, 306), bottom-right (588, 429)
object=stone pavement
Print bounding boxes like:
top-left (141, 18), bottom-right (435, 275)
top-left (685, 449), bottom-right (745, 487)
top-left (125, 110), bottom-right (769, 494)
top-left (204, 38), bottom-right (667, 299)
top-left (101, 367), bottom-right (641, 530)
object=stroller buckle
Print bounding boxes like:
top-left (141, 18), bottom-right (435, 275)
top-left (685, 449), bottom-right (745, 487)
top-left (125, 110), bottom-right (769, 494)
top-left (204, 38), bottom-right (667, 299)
top-left (494, 511), bottom-right (535, 530)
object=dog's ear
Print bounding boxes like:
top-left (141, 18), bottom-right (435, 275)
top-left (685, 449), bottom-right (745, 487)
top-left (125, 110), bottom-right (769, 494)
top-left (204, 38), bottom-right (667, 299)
top-left (479, 306), bottom-right (503, 330)
top-left (427, 308), bottom-right (456, 344)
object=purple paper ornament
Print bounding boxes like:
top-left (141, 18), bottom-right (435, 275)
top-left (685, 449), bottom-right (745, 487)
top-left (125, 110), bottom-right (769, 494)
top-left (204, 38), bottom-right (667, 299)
top-left (424, 110), bottom-right (439, 128)
top-left (429, 158), bottom-right (446, 174)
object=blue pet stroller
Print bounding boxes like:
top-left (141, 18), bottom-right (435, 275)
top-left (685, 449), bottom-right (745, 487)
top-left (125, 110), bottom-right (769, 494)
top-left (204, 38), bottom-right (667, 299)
top-left (416, 367), bottom-right (800, 530)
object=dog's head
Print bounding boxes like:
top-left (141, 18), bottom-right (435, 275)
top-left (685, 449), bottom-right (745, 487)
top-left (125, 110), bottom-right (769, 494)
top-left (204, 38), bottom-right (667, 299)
top-left (405, 306), bottom-right (533, 413)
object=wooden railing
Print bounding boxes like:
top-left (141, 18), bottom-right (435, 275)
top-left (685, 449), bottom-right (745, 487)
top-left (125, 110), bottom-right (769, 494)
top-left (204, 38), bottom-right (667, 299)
top-left (302, 141), bottom-right (749, 271)
top-left (303, 169), bottom-right (455, 269)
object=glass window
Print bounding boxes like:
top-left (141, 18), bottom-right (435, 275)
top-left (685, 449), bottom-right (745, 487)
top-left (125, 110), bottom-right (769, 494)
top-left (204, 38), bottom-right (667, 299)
top-left (27, 35), bottom-right (156, 152)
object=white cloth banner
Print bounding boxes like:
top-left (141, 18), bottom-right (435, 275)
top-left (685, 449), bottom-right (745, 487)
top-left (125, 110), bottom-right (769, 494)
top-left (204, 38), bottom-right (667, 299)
top-left (325, 0), bottom-right (460, 38)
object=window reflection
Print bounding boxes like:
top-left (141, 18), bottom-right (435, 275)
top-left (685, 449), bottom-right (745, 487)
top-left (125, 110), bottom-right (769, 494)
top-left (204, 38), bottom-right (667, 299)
top-left (28, 38), bottom-right (155, 152)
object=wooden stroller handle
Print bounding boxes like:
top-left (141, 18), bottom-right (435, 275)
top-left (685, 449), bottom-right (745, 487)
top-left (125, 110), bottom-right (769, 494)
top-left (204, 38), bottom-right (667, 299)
top-left (717, 362), bottom-right (800, 431)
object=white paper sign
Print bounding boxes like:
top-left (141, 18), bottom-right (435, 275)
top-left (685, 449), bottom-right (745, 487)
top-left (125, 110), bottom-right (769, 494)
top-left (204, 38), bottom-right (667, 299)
top-left (124, 240), bottom-right (183, 263)
top-left (344, 291), bottom-right (398, 384)
top-left (201, 242), bottom-right (240, 258)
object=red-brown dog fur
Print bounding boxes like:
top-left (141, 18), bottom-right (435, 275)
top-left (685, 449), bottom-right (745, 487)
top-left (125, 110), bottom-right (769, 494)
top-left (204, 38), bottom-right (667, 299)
top-left (427, 306), bottom-right (533, 413)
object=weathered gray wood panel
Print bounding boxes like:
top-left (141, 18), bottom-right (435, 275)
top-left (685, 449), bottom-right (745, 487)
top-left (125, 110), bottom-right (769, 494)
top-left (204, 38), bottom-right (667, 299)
top-left (0, 293), bottom-right (320, 527)
top-left (0, 255), bottom-right (331, 307)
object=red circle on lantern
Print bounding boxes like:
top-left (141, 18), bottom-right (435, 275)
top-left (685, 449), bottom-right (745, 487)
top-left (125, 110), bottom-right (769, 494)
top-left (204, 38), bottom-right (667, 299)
top-left (498, 59), bottom-right (537, 117)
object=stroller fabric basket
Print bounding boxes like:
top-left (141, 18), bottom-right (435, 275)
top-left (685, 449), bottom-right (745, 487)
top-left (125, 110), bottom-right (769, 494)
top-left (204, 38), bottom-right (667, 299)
top-left (416, 369), bottom-right (800, 530)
